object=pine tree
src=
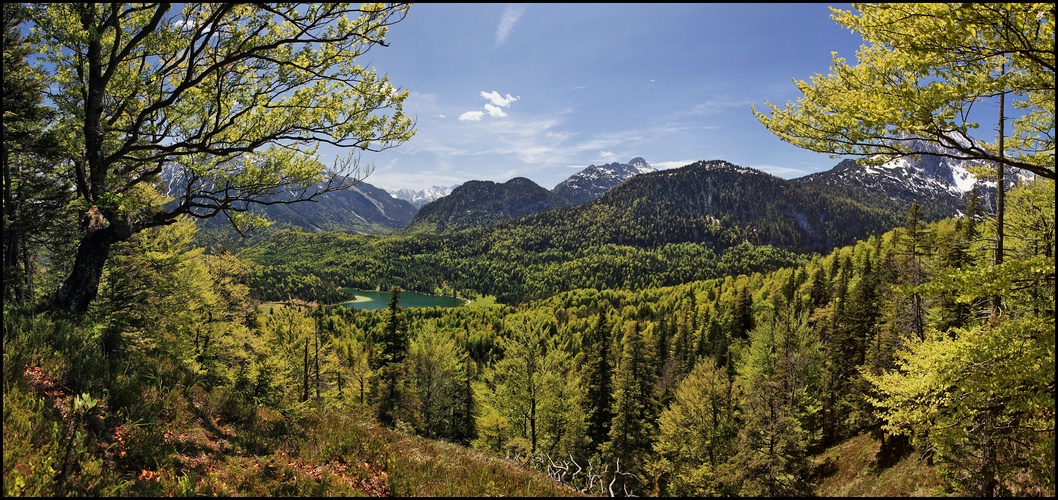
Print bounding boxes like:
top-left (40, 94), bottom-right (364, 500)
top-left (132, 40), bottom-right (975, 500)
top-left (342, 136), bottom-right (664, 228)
top-left (721, 305), bottom-right (821, 496)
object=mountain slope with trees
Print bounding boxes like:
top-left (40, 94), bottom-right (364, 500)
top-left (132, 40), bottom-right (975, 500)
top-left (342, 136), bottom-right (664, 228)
top-left (240, 158), bottom-right (981, 306)
top-left (403, 177), bottom-right (571, 233)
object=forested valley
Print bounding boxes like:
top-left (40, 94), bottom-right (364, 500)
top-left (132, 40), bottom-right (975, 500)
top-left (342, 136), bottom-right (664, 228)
top-left (4, 2), bottom-right (1054, 497)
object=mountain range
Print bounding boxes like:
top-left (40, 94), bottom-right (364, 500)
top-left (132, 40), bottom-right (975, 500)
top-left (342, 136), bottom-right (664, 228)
top-left (158, 162), bottom-right (418, 243)
top-left (167, 144), bottom-right (992, 254)
top-left (401, 157), bottom-right (659, 233)
top-left (388, 185), bottom-right (461, 208)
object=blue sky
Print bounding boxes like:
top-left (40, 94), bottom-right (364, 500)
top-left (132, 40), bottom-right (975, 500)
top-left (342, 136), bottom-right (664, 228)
top-left (333, 3), bottom-right (867, 192)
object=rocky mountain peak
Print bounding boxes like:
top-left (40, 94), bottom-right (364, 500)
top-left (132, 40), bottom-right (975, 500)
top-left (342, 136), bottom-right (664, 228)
top-left (552, 157), bottom-right (657, 205)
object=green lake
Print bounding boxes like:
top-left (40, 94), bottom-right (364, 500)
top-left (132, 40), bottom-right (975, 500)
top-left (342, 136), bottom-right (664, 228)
top-left (339, 288), bottom-right (465, 310)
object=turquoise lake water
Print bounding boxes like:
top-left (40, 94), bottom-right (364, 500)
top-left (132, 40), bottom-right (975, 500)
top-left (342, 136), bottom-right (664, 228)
top-left (339, 288), bottom-right (464, 310)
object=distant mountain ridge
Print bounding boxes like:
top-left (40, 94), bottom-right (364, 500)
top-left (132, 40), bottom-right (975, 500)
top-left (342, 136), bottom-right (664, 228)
top-left (570, 159), bottom-right (886, 253)
top-left (388, 185), bottom-right (461, 208)
top-left (400, 157), bottom-right (658, 233)
top-left (158, 162), bottom-right (417, 239)
top-left (252, 181), bottom-right (418, 233)
top-left (551, 157), bottom-right (656, 205)
top-left (164, 143), bottom-right (992, 244)
top-left (409, 156), bottom-right (985, 255)
top-left (794, 138), bottom-right (996, 220)
top-left (403, 177), bottom-right (570, 233)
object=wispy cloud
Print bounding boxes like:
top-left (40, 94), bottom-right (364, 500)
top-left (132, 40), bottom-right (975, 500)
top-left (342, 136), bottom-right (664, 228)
top-left (495, 4), bottom-right (526, 48)
top-left (687, 96), bottom-right (756, 116)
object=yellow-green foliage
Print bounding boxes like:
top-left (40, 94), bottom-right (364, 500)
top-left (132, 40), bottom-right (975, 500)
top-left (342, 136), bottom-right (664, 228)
top-left (754, 3), bottom-right (1054, 181)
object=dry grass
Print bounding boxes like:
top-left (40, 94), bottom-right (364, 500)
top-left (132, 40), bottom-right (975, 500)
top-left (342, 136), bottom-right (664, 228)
top-left (813, 434), bottom-right (947, 497)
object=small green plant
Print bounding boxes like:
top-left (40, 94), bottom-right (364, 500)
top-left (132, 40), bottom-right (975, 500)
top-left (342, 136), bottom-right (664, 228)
top-left (175, 471), bottom-right (196, 496)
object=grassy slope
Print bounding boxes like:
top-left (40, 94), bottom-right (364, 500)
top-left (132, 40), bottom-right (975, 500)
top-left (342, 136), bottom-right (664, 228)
top-left (813, 433), bottom-right (946, 497)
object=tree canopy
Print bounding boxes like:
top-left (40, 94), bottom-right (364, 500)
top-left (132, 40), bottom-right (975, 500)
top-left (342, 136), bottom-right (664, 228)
top-left (753, 3), bottom-right (1055, 180)
top-left (24, 3), bottom-right (415, 312)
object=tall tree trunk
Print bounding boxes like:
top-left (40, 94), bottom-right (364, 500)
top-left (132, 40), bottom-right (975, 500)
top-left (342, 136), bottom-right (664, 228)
top-left (54, 227), bottom-right (116, 314)
top-left (3, 148), bottom-right (26, 303)
top-left (315, 333), bottom-right (321, 400)
top-left (992, 73), bottom-right (1006, 321)
top-left (4, 235), bottom-right (23, 302)
top-left (302, 338), bottom-right (310, 403)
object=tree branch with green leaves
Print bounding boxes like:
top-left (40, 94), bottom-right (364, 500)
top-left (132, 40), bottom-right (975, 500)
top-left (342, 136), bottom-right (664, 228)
top-left (753, 3), bottom-right (1054, 180)
top-left (26, 3), bottom-right (416, 313)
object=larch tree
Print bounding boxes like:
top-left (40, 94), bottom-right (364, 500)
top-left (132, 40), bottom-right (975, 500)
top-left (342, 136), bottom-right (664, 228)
top-left (653, 356), bottom-right (739, 497)
top-left (26, 3), bottom-right (415, 314)
top-left (407, 323), bottom-right (469, 440)
top-left (486, 312), bottom-right (580, 457)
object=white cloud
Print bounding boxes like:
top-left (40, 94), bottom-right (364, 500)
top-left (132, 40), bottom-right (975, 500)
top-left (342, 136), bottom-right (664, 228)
top-left (481, 91), bottom-right (519, 108)
top-left (460, 91), bottom-right (519, 122)
top-left (599, 151), bottom-right (616, 160)
top-left (458, 111), bottom-right (484, 121)
top-left (484, 103), bottom-right (507, 117)
top-left (495, 4), bottom-right (526, 48)
top-left (687, 96), bottom-right (755, 116)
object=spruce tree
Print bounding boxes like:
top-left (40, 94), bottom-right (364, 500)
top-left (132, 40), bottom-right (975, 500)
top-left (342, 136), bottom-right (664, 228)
top-left (375, 287), bottom-right (409, 427)
top-left (602, 320), bottom-right (659, 496)
top-left (582, 313), bottom-right (614, 453)
top-left (2, 3), bottom-right (68, 304)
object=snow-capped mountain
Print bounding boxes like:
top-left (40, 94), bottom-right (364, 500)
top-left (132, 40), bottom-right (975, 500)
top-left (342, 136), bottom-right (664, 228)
top-left (793, 138), bottom-right (997, 221)
top-left (552, 157), bottom-right (657, 205)
top-left (388, 185), bottom-right (461, 208)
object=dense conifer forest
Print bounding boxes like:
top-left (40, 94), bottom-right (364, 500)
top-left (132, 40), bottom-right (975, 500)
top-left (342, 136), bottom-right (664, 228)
top-left (4, 2), bottom-right (1054, 497)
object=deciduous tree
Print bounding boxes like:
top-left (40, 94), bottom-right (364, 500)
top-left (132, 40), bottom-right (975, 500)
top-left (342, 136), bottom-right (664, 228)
top-left (27, 3), bottom-right (415, 313)
top-left (754, 3), bottom-right (1054, 181)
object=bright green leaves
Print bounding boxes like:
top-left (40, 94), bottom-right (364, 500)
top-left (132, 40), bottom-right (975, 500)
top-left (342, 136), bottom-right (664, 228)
top-left (755, 3), bottom-right (1055, 179)
top-left (653, 357), bottom-right (739, 496)
top-left (481, 312), bottom-right (584, 457)
top-left (28, 3), bottom-right (415, 234)
top-left (865, 313), bottom-right (1054, 495)
top-left (865, 179), bottom-right (1055, 495)
top-left (28, 3), bottom-right (415, 312)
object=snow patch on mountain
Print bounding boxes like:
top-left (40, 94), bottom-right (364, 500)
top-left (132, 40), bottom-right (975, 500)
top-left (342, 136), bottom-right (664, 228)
top-left (552, 157), bottom-right (658, 205)
top-left (389, 185), bottom-right (462, 208)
